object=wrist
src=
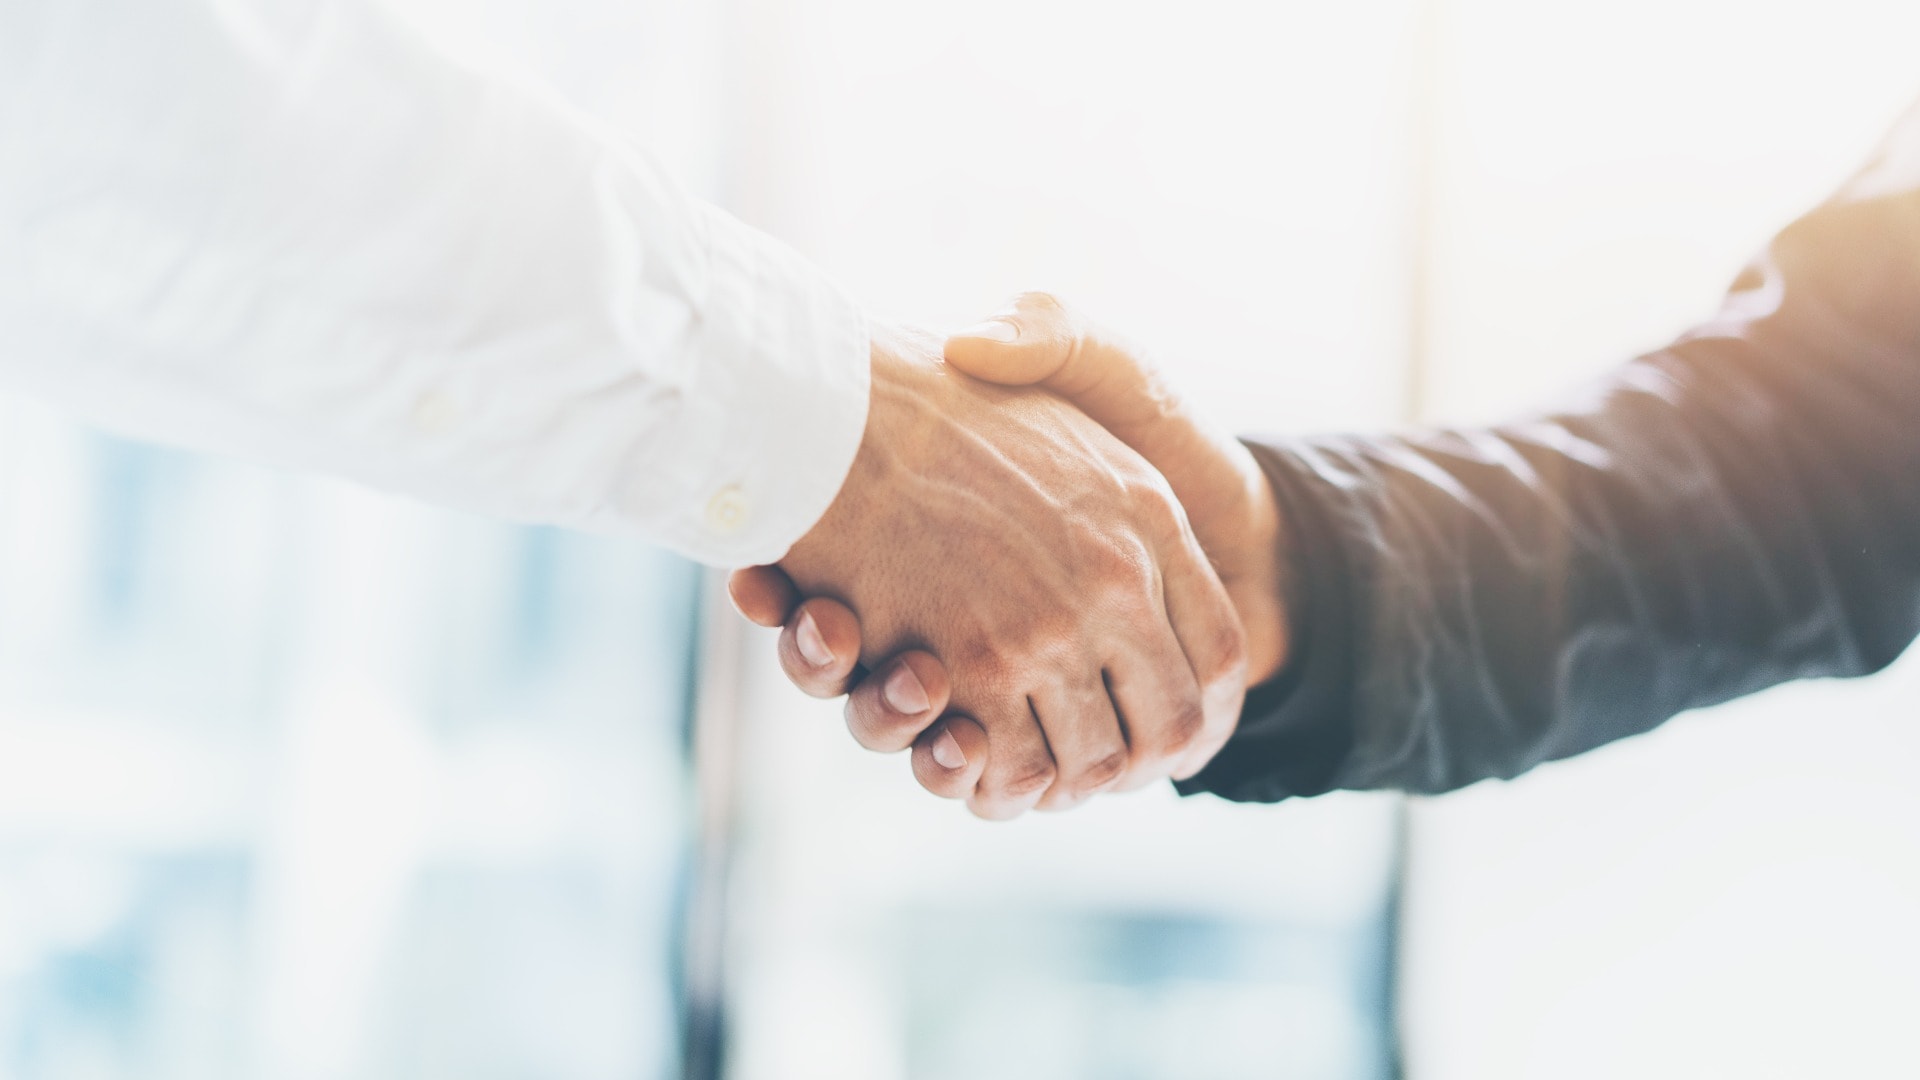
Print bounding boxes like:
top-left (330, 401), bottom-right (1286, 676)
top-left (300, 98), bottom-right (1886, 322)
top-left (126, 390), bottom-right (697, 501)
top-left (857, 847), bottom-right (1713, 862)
top-left (1230, 442), bottom-right (1292, 687)
top-left (788, 325), bottom-right (942, 566)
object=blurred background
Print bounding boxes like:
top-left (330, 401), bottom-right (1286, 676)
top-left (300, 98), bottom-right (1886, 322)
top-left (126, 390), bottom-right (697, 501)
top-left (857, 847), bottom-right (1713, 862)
top-left (0, 0), bottom-right (1916, 1078)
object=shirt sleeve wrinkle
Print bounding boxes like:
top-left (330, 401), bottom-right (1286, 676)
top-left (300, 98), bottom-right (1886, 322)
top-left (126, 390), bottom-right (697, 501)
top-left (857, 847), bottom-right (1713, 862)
top-left (0, 0), bottom-right (871, 566)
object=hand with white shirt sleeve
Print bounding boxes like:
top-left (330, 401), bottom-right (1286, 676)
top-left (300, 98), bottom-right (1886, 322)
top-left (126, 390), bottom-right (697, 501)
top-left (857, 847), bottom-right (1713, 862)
top-left (734, 321), bottom-right (1249, 820)
top-left (0, 0), bottom-right (866, 568)
top-left (0, 0), bottom-right (1249, 817)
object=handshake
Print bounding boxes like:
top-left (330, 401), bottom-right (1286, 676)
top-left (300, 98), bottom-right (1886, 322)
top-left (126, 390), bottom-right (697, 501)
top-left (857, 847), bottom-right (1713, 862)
top-left (729, 294), bottom-right (1291, 820)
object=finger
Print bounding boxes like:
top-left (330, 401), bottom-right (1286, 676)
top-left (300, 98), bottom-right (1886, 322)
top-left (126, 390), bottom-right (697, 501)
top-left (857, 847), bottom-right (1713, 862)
top-left (910, 715), bottom-right (988, 800)
top-left (728, 565), bottom-right (800, 627)
top-left (1159, 525), bottom-right (1249, 780)
top-left (775, 597), bottom-right (864, 699)
top-left (966, 696), bottom-right (1057, 821)
top-left (844, 650), bottom-right (950, 752)
top-left (1103, 592), bottom-right (1210, 793)
top-left (1028, 677), bottom-right (1129, 811)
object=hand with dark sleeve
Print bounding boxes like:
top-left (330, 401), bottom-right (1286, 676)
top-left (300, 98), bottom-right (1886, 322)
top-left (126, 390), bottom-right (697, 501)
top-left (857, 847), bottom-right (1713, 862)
top-left (1188, 99), bottom-right (1920, 800)
top-left (734, 100), bottom-right (1920, 808)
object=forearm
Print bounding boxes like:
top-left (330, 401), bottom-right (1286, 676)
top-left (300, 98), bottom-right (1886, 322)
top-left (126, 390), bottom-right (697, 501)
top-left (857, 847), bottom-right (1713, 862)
top-left (0, 0), bottom-right (868, 565)
top-left (1184, 103), bottom-right (1920, 802)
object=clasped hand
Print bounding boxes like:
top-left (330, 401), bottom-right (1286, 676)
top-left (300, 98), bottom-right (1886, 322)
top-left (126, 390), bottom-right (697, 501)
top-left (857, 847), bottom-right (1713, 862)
top-left (730, 295), bottom-right (1289, 819)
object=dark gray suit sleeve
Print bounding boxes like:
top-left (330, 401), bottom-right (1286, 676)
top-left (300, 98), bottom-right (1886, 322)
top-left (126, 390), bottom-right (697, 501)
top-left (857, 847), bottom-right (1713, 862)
top-left (1179, 102), bottom-right (1920, 803)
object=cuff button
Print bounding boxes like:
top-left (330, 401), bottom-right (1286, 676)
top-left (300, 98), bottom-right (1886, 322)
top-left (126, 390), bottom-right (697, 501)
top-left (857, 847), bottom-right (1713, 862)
top-left (410, 389), bottom-right (462, 437)
top-left (705, 485), bottom-right (750, 535)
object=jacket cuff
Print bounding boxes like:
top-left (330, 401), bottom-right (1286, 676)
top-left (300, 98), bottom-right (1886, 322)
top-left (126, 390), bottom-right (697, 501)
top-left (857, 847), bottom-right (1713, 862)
top-left (1174, 439), bottom-right (1359, 803)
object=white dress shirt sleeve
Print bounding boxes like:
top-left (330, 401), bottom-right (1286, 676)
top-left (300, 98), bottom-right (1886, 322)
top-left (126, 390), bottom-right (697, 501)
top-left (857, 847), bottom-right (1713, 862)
top-left (0, 0), bottom-right (870, 566)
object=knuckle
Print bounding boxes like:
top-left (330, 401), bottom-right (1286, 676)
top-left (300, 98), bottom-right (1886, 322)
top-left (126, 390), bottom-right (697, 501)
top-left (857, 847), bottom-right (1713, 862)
top-left (1014, 290), bottom-right (1067, 318)
top-left (1011, 292), bottom-right (1084, 373)
top-left (996, 758), bottom-right (1056, 800)
top-left (956, 639), bottom-right (1021, 693)
top-left (1133, 482), bottom-right (1187, 541)
top-left (1206, 621), bottom-right (1249, 685)
top-left (1069, 749), bottom-right (1129, 795)
top-left (1020, 614), bottom-right (1082, 659)
top-left (1084, 543), bottom-right (1155, 608)
top-left (979, 624), bottom-right (1076, 681)
top-left (1150, 699), bottom-right (1207, 759)
top-left (1084, 538), bottom-right (1143, 582)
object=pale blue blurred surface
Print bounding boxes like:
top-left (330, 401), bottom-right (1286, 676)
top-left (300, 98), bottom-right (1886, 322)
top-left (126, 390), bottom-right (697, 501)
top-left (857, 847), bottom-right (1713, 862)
top-left (0, 420), bottom-right (701, 1080)
top-left (898, 907), bottom-right (1395, 1080)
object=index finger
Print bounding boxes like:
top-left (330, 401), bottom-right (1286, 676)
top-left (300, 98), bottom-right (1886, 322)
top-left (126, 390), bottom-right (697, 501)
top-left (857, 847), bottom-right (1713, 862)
top-left (728, 565), bottom-right (800, 627)
top-left (776, 597), bottom-right (865, 699)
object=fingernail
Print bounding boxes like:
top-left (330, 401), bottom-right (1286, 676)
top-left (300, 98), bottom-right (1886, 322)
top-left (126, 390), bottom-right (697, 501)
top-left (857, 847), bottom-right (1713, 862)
top-left (957, 319), bottom-right (1019, 343)
top-left (931, 727), bottom-right (967, 770)
top-left (794, 611), bottom-right (833, 668)
top-left (882, 663), bottom-right (931, 715)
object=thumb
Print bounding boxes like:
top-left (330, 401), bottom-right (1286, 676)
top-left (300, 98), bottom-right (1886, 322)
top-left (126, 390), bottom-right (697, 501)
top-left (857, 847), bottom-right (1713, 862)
top-left (945, 292), bottom-right (1083, 388)
top-left (945, 292), bottom-right (1236, 500)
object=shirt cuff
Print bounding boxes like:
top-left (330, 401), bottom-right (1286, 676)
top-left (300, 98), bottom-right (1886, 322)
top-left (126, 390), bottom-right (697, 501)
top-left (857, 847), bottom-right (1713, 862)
top-left (653, 205), bottom-right (871, 567)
